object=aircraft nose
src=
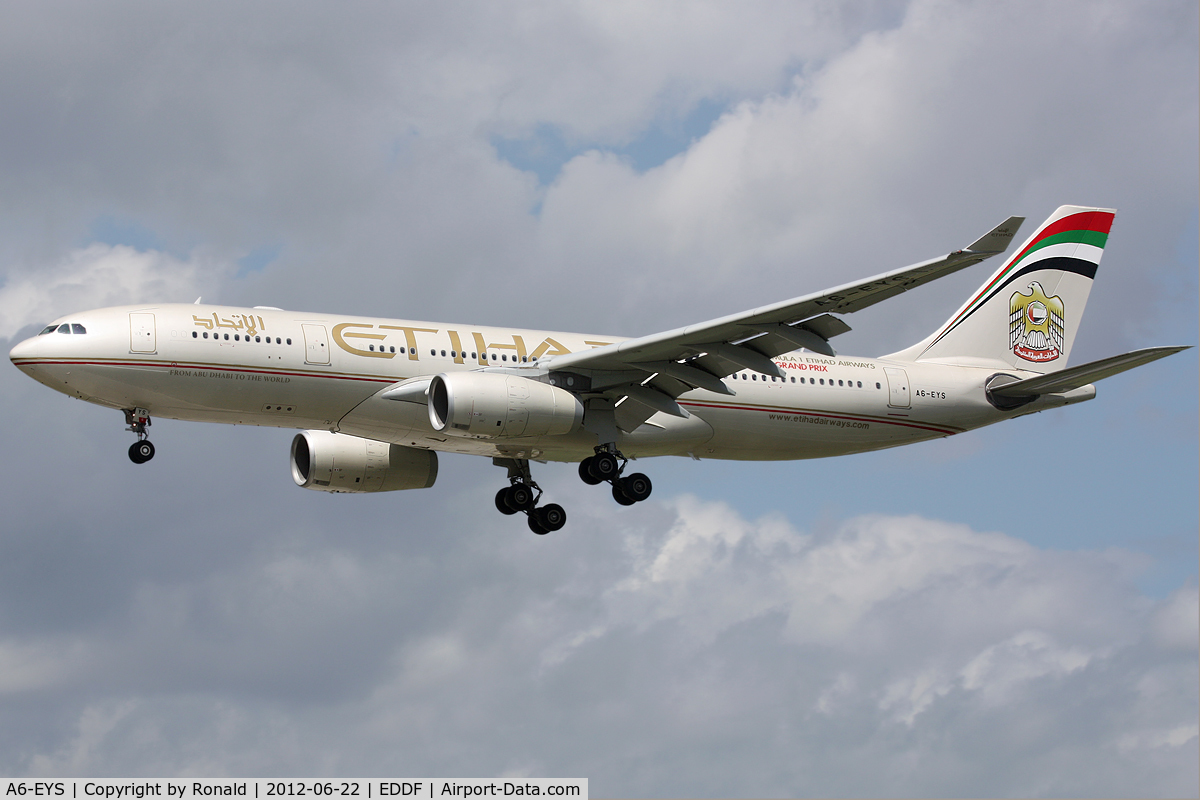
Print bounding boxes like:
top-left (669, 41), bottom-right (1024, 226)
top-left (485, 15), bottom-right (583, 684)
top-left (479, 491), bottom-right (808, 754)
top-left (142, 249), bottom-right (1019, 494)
top-left (9, 334), bottom-right (40, 366)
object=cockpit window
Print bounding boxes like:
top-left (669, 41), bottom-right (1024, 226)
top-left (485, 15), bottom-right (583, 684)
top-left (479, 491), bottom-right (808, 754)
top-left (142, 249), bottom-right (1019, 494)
top-left (57, 324), bottom-right (71, 334)
top-left (71, 324), bottom-right (87, 334)
top-left (39, 325), bottom-right (57, 335)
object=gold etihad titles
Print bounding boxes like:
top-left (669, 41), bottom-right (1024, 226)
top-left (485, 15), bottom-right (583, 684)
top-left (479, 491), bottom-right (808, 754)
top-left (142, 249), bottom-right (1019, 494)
top-left (191, 315), bottom-right (611, 363)
top-left (329, 323), bottom-right (582, 363)
top-left (192, 313), bottom-right (266, 336)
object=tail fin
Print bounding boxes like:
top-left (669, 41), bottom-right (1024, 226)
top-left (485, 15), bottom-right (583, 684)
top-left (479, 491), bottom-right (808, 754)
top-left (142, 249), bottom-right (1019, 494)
top-left (887, 205), bottom-right (1116, 372)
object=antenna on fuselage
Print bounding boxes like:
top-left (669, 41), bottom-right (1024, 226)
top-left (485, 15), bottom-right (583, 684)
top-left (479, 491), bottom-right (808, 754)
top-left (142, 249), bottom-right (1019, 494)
top-left (194, 297), bottom-right (202, 304)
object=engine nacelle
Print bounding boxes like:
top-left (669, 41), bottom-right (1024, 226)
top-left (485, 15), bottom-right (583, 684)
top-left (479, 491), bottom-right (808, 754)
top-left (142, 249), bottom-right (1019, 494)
top-left (291, 430), bottom-right (438, 493)
top-left (428, 372), bottom-right (583, 438)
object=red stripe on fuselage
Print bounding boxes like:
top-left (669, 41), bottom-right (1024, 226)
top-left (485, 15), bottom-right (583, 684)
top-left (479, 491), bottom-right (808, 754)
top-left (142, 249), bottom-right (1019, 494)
top-left (11, 358), bottom-right (398, 384)
top-left (680, 400), bottom-right (961, 436)
top-left (18, 358), bottom-right (963, 436)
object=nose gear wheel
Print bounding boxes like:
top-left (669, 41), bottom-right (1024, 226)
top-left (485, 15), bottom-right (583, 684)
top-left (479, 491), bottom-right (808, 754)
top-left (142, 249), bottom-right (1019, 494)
top-left (123, 408), bottom-right (156, 464)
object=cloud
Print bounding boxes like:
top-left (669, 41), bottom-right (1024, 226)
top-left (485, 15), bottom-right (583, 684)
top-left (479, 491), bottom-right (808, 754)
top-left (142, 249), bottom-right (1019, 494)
top-left (4, 493), bottom-right (1196, 795)
top-left (0, 244), bottom-right (230, 339)
top-left (1, 0), bottom-right (1192, 344)
top-left (0, 0), bottom-right (1194, 794)
top-left (532, 0), bottom-right (1198, 344)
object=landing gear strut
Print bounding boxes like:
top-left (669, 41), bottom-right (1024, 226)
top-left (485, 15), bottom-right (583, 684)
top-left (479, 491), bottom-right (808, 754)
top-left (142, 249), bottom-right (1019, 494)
top-left (124, 408), bottom-right (155, 464)
top-left (579, 445), bottom-right (653, 506)
top-left (493, 457), bottom-right (566, 535)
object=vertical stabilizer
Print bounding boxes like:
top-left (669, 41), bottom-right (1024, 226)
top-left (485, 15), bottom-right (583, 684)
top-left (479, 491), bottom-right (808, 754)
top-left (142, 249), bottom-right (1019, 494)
top-left (886, 205), bottom-right (1115, 372)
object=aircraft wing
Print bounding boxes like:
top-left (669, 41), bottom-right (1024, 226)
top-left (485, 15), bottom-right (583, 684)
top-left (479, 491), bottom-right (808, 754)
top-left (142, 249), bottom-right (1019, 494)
top-left (988, 346), bottom-right (1191, 398)
top-left (542, 215), bottom-right (1025, 431)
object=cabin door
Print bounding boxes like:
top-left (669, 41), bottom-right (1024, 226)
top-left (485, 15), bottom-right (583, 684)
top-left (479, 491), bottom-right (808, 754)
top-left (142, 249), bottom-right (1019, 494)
top-left (302, 324), bottom-right (330, 365)
top-left (129, 313), bottom-right (156, 353)
top-left (884, 367), bottom-right (911, 408)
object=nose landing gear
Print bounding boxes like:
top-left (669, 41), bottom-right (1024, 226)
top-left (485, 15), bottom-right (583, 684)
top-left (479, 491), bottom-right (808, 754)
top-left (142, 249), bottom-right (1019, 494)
top-left (124, 408), bottom-right (155, 464)
top-left (579, 446), bottom-right (653, 507)
top-left (493, 457), bottom-right (567, 535)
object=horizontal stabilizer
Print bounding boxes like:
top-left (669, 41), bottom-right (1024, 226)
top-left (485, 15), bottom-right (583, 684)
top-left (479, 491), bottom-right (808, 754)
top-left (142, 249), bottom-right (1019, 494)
top-left (989, 346), bottom-right (1190, 398)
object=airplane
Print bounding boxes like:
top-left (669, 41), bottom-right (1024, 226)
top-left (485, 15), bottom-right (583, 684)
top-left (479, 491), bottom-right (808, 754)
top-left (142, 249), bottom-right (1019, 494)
top-left (9, 205), bottom-right (1188, 534)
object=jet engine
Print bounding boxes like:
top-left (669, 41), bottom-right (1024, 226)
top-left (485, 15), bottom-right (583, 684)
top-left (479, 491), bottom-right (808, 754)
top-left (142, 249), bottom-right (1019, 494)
top-left (291, 430), bottom-right (438, 493)
top-left (428, 372), bottom-right (583, 438)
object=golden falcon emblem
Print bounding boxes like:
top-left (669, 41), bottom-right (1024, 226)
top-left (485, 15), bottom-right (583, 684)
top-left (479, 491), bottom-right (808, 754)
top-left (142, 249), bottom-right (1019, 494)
top-left (1009, 281), bottom-right (1065, 363)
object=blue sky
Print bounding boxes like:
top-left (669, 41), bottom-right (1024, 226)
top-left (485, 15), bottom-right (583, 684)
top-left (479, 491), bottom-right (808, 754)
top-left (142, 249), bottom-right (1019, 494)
top-left (0, 0), bottom-right (1196, 794)
top-left (492, 97), bottom-right (730, 184)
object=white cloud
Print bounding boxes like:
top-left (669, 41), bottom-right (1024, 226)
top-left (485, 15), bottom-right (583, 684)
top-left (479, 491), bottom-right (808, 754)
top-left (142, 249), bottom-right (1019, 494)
top-left (531, 0), bottom-right (1198, 343)
top-left (5, 494), bottom-right (1195, 795)
top-left (0, 0), bottom-right (1194, 794)
top-left (0, 638), bottom-right (90, 694)
top-left (1149, 585), bottom-right (1200, 651)
top-left (0, 244), bottom-right (230, 339)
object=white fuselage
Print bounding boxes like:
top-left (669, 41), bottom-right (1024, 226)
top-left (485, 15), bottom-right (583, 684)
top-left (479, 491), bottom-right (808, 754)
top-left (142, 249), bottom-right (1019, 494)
top-left (9, 303), bottom-right (1082, 463)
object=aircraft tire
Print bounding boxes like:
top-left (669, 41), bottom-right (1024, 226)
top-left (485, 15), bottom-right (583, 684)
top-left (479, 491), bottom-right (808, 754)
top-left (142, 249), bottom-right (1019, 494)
top-left (619, 472), bottom-right (652, 503)
top-left (589, 452), bottom-right (619, 482)
top-left (612, 483), bottom-right (636, 506)
top-left (495, 488), bottom-right (519, 515)
top-left (578, 457), bottom-right (603, 485)
top-left (538, 503), bottom-right (567, 532)
top-left (528, 514), bottom-right (550, 535)
top-left (129, 440), bottom-right (155, 464)
top-left (505, 484), bottom-right (535, 512)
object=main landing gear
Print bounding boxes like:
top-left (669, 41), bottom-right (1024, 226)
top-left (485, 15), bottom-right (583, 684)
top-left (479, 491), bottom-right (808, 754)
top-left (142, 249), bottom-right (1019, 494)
top-left (491, 446), bottom-right (652, 535)
top-left (493, 457), bottom-right (566, 535)
top-left (124, 408), bottom-right (156, 464)
top-left (579, 446), bottom-right (653, 506)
